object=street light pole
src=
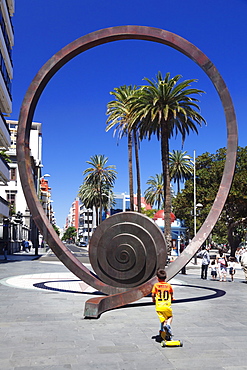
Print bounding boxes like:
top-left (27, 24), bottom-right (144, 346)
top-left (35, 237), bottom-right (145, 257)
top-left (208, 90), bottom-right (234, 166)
top-left (193, 150), bottom-right (197, 238)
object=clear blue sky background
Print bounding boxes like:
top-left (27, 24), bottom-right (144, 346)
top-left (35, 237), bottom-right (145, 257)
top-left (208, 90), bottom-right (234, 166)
top-left (11, 0), bottom-right (246, 228)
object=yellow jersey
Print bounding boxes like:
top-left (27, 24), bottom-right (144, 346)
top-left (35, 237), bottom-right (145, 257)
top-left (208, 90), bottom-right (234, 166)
top-left (152, 281), bottom-right (173, 311)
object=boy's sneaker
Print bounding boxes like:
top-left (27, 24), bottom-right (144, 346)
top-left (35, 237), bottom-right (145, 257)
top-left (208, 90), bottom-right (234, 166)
top-left (164, 324), bottom-right (172, 340)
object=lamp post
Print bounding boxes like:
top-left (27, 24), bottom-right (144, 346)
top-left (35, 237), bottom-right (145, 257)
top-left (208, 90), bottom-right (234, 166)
top-left (194, 203), bottom-right (203, 236)
top-left (48, 199), bottom-right (54, 222)
top-left (193, 150), bottom-right (204, 263)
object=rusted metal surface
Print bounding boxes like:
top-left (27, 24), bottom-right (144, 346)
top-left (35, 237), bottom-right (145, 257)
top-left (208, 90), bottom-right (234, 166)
top-left (16, 26), bottom-right (238, 318)
top-left (89, 212), bottom-right (166, 288)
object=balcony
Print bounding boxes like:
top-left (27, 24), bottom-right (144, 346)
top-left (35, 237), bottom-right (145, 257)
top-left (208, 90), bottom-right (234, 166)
top-left (0, 195), bottom-right (8, 218)
top-left (0, 154), bottom-right (9, 185)
top-left (0, 112), bottom-right (10, 148)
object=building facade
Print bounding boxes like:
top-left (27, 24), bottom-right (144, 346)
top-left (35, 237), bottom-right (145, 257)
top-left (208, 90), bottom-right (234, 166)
top-left (78, 203), bottom-right (97, 243)
top-left (109, 193), bottom-right (152, 216)
top-left (0, 119), bottom-right (43, 252)
top-left (0, 1), bottom-right (14, 252)
top-left (65, 198), bottom-right (80, 237)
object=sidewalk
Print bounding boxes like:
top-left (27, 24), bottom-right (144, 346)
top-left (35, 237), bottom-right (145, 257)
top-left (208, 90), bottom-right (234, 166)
top-left (0, 254), bottom-right (247, 369)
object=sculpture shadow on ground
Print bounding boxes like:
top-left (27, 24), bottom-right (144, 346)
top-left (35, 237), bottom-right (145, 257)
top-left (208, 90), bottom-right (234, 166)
top-left (32, 281), bottom-right (226, 307)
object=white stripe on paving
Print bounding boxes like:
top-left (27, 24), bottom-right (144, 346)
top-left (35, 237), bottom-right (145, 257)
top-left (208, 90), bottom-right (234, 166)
top-left (0, 262), bottom-right (182, 295)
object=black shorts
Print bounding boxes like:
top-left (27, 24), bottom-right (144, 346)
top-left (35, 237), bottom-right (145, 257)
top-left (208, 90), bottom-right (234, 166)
top-left (211, 271), bottom-right (217, 277)
top-left (229, 267), bottom-right (235, 275)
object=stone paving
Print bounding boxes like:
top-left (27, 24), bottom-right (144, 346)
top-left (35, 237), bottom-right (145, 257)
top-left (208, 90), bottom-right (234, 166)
top-left (0, 252), bottom-right (247, 369)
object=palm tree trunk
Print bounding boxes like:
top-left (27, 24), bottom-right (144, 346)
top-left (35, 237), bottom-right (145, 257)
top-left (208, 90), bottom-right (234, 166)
top-left (133, 129), bottom-right (141, 213)
top-left (87, 209), bottom-right (90, 242)
top-left (161, 120), bottom-right (172, 253)
top-left (128, 131), bottom-right (134, 211)
top-left (99, 184), bottom-right (103, 224)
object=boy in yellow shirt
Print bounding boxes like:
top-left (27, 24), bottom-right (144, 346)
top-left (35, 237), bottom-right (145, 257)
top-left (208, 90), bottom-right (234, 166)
top-left (152, 269), bottom-right (173, 339)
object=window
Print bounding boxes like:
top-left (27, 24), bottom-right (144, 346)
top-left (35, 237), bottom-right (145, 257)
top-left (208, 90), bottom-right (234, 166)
top-left (6, 190), bottom-right (17, 215)
top-left (6, 191), bottom-right (16, 205)
top-left (10, 167), bottom-right (16, 181)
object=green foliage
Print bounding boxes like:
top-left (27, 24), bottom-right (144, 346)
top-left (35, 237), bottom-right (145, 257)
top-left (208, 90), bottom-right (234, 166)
top-left (79, 182), bottom-right (115, 211)
top-left (52, 224), bottom-right (60, 236)
top-left (62, 226), bottom-right (77, 241)
top-left (106, 85), bottom-right (141, 212)
top-left (129, 71), bottom-right (206, 249)
top-left (144, 174), bottom-right (164, 209)
top-left (83, 154), bottom-right (117, 188)
top-left (141, 208), bottom-right (157, 219)
top-left (79, 154), bottom-right (117, 224)
top-left (173, 147), bottom-right (247, 253)
top-left (0, 150), bottom-right (11, 163)
top-left (169, 150), bottom-right (193, 193)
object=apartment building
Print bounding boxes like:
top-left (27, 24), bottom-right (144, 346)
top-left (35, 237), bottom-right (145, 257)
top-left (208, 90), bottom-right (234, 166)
top-left (65, 198), bottom-right (80, 235)
top-left (0, 0), bottom-right (14, 224)
top-left (78, 203), bottom-right (97, 243)
top-left (0, 119), bottom-right (43, 252)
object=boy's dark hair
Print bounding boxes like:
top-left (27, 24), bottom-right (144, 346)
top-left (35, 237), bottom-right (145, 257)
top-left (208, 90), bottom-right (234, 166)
top-left (157, 268), bottom-right (167, 280)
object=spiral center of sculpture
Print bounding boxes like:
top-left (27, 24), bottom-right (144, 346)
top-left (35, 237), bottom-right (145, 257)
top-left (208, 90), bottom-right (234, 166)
top-left (117, 245), bottom-right (131, 263)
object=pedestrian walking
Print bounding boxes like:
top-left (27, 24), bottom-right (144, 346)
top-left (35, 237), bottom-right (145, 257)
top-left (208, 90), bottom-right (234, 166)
top-left (239, 246), bottom-right (245, 263)
top-left (228, 257), bottom-right (236, 282)
top-left (197, 246), bottom-right (211, 279)
top-left (240, 248), bottom-right (247, 283)
top-left (209, 259), bottom-right (217, 280)
top-left (216, 250), bottom-right (228, 282)
top-left (235, 247), bottom-right (241, 263)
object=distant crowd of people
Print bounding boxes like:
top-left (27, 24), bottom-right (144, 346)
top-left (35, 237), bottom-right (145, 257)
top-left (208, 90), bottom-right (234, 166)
top-left (197, 245), bottom-right (247, 282)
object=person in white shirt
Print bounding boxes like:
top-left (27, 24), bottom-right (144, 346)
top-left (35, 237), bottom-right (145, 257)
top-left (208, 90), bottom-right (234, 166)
top-left (240, 248), bottom-right (247, 283)
top-left (228, 257), bottom-right (236, 282)
top-left (197, 246), bottom-right (211, 280)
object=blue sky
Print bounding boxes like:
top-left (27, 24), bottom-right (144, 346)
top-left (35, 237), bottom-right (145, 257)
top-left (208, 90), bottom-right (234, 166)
top-left (11, 0), bottom-right (247, 228)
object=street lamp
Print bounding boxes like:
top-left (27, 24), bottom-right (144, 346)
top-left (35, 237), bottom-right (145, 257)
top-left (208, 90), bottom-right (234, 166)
top-left (48, 199), bottom-right (54, 222)
top-left (193, 150), bottom-right (204, 264)
top-left (194, 203), bottom-right (203, 237)
top-left (193, 150), bottom-right (204, 236)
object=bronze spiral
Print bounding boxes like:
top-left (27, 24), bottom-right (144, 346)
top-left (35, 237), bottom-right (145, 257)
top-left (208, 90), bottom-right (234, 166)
top-left (89, 212), bottom-right (167, 288)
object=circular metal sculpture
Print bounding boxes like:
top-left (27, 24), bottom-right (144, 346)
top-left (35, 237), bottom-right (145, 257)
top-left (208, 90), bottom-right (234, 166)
top-left (89, 212), bottom-right (167, 288)
top-left (17, 26), bottom-right (238, 318)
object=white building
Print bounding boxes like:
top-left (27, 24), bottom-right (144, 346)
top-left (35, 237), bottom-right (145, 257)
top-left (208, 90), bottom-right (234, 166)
top-left (78, 203), bottom-right (97, 243)
top-left (0, 120), bottom-right (43, 252)
top-left (0, 0), bottom-right (14, 223)
top-left (5, 120), bottom-right (42, 216)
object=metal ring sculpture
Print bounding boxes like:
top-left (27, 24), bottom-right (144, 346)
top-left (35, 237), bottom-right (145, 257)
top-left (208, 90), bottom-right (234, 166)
top-left (17, 26), bottom-right (238, 318)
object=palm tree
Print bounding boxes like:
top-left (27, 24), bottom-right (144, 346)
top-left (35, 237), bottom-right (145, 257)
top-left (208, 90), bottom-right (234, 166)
top-left (144, 174), bottom-right (164, 209)
top-left (130, 72), bottom-right (206, 249)
top-left (78, 182), bottom-right (98, 230)
top-left (83, 154), bottom-right (117, 224)
top-left (79, 182), bottom-right (115, 228)
top-left (169, 150), bottom-right (193, 194)
top-left (106, 85), bottom-right (142, 212)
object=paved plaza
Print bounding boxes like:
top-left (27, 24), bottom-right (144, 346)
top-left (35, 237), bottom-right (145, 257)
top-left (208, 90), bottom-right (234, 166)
top-left (0, 250), bottom-right (247, 370)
